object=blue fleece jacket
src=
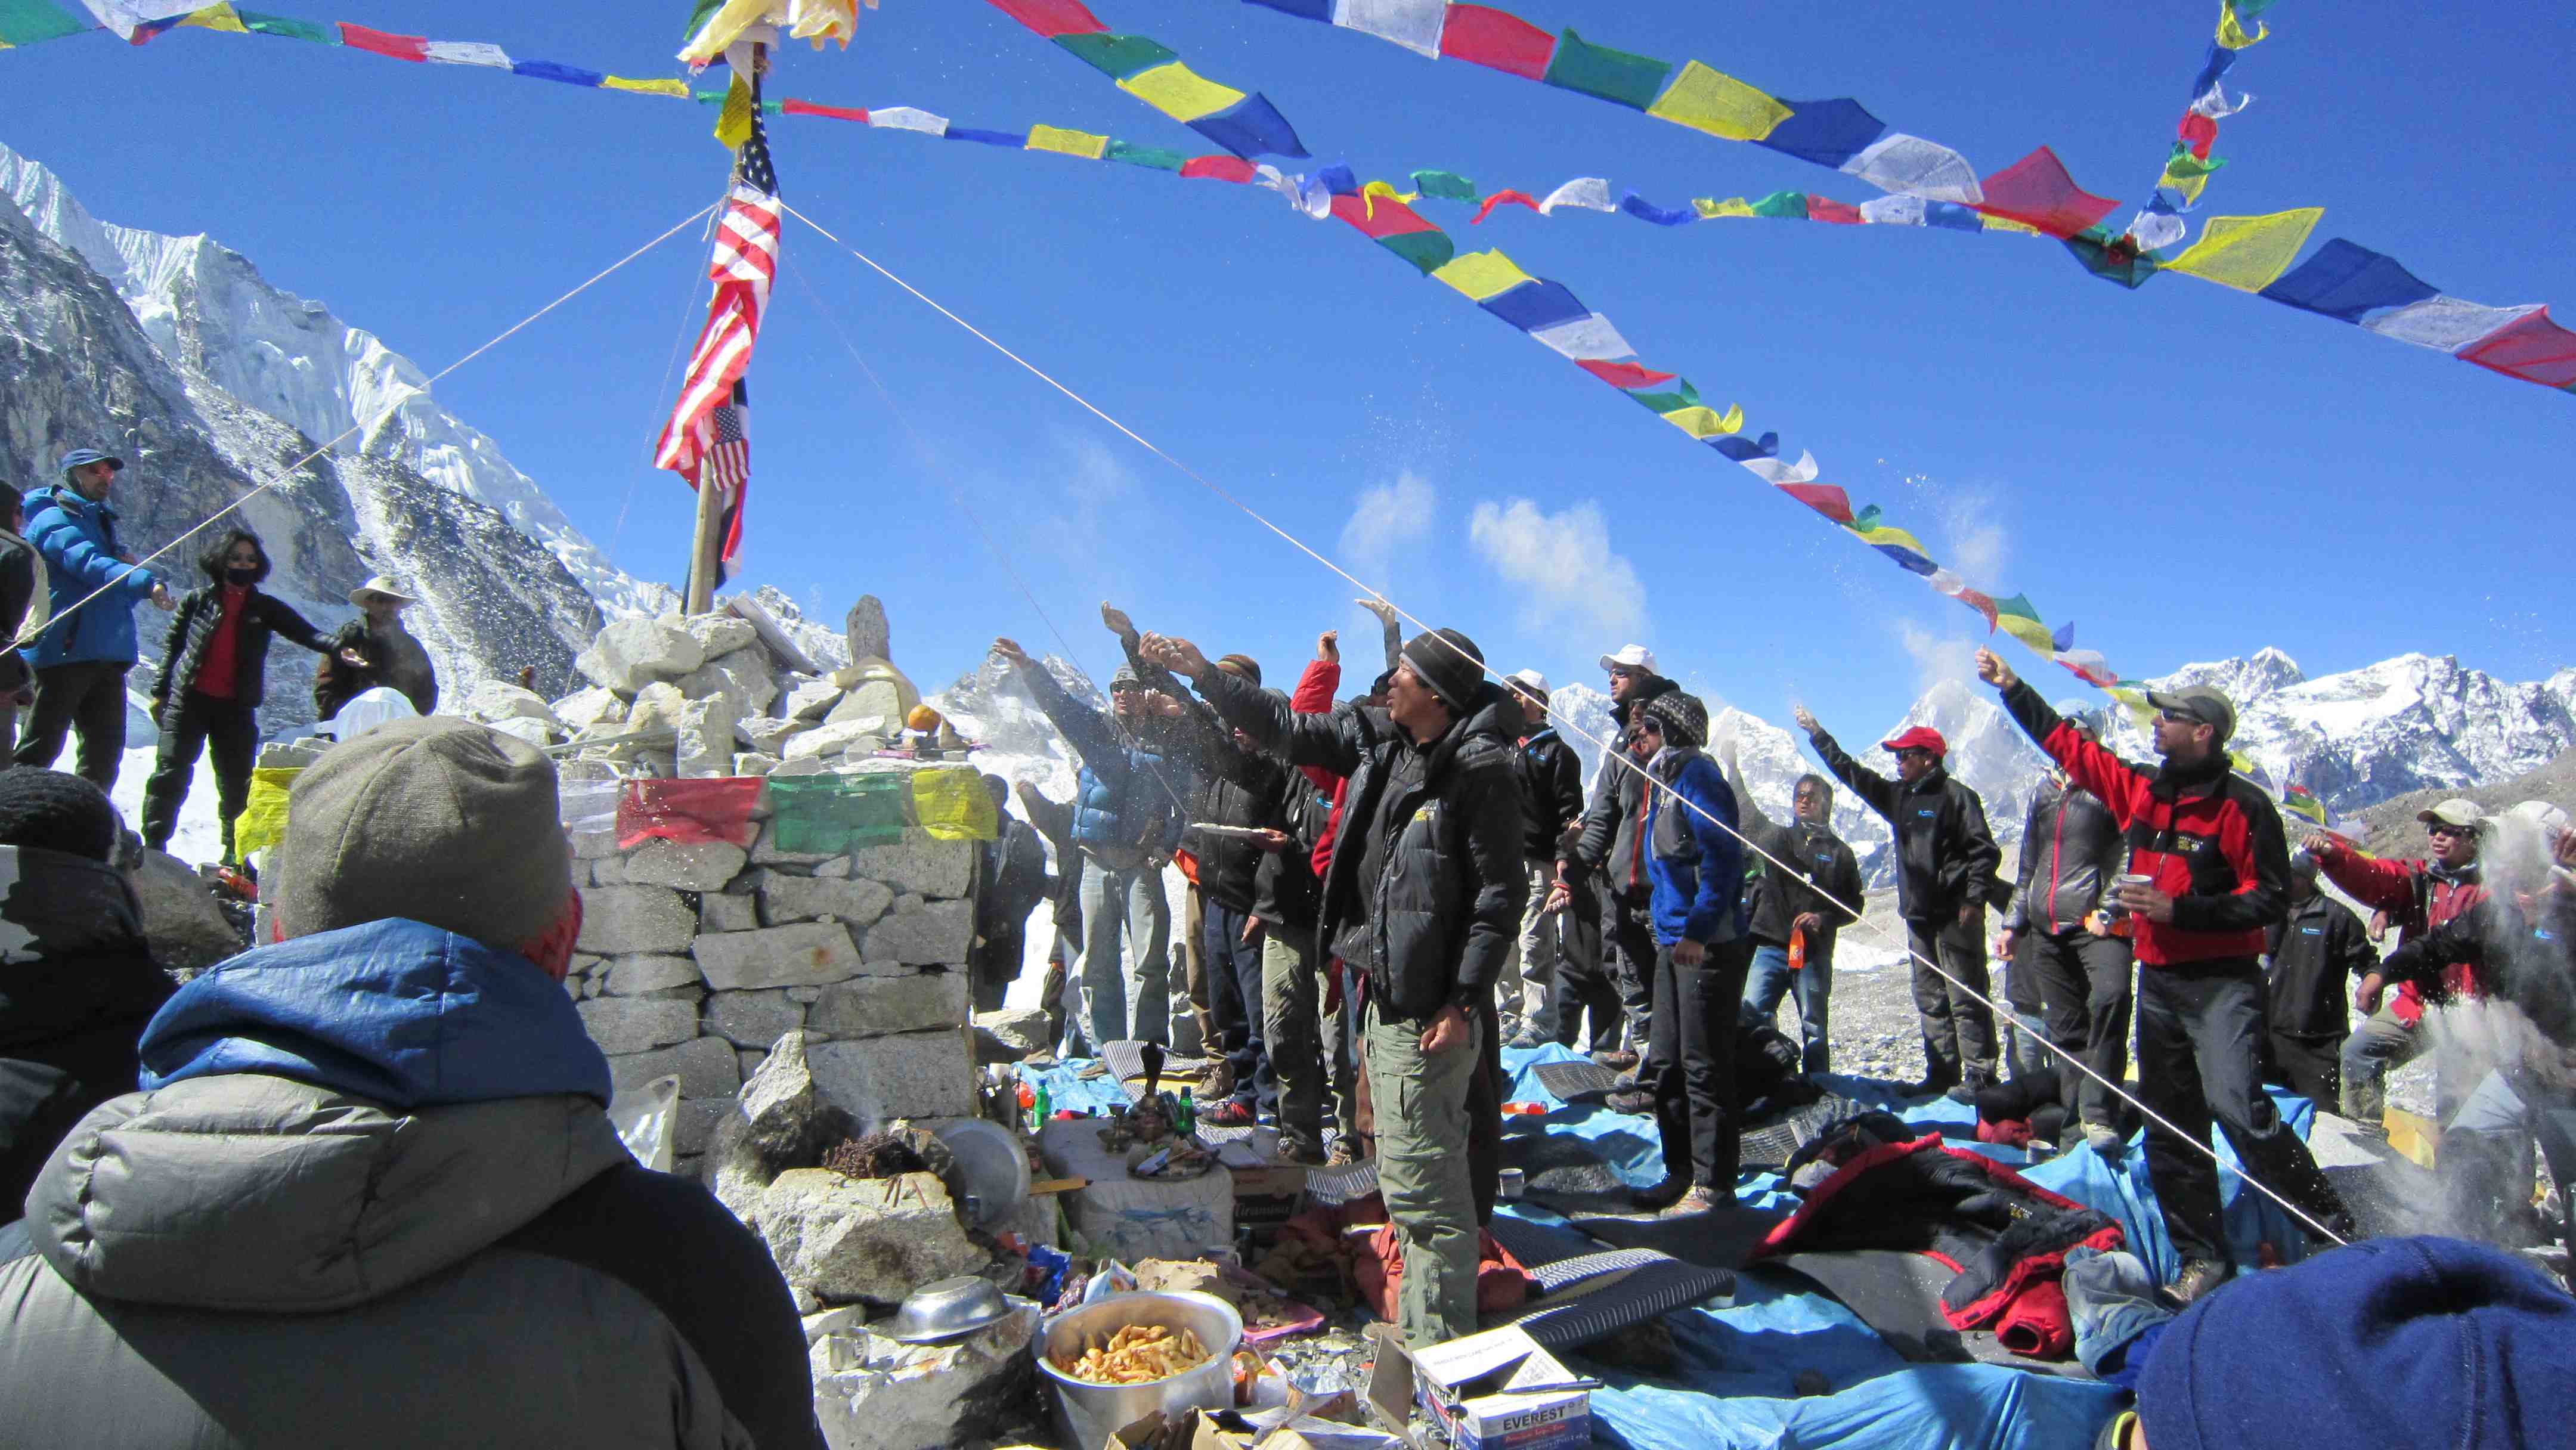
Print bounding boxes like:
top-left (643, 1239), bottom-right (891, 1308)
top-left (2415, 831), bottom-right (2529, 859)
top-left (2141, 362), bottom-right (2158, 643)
top-left (20, 484), bottom-right (159, 669)
top-left (1645, 752), bottom-right (1749, 949)
top-left (136, 918), bottom-right (611, 1108)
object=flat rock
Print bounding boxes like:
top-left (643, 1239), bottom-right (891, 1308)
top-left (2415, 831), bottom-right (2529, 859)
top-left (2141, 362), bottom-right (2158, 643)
top-left (861, 899), bottom-right (973, 966)
top-left (848, 834), bottom-right (973, 900)
top-left (465, 680), bottom-right (561, 727)
top-left (129, 849), bottom-right (247, 972)
top-left (758, 873), bottom-right (894, 928)
top-left (605, 953), bottom-right (703, 996)
top-left (553, 685), bottom-right (628, 731)
top-left (675, 696), bottom-right (743, 780)
top-left (737, 714), bottom-right (810, 755)
top-left (693, 921), bottom-right (866, 990)
top-left (576, 885), bottom-right (696, 956)
top-left (972, 1007), bottom-right (1051, 1060)
top-left (681, 612), bottom-right (761, 661)
top-left (578, 616), bottom-right (706, 693)
top-left (783, 718), bottom-right (888, 762)
top-left (679, 646), bottom-right (779, 717)
top-left (824, 680), bottom-right (905, 729)
top-left (758, 1168), bottom-right (984, 1306)
top-left (700, 891), bottom-right (760, 932)
top-left (782, 677), bottom-right (845, 722)
top-left (812, 1305), bottom-right (1039, 1450)
top-left (577, 996), bottom-right (700, 1055)
top-left (623, 838), bottom-right (749, 892)
top-left (808, 1030), bottom-right (974, 1123)
top-left (608, 1034), bottom-right (742, 1100)
top-left (705, 987), bottom-right (808, 1048)
top-left (734, 752), bottom-right (779, 777)
top-left (809, 971), bottom-right (968, 1040)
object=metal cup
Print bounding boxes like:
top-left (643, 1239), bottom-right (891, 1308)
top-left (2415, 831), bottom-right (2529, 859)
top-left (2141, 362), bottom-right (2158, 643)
top-left (2108, 872), bottom-right (2156, 920)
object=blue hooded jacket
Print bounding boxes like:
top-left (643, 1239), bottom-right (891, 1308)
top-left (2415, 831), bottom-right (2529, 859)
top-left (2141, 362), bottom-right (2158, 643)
top-left (1019, 661), bottom-right (1186, 858)
top-left (21, 483), bottom-right (159, 669)
top-left (1644, 750), bottom-right (1750, 949)
top-left (136, 918), bottom-right (612, 1108)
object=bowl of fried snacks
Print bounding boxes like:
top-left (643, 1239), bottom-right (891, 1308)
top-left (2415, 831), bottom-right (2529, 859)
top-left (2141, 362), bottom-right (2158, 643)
top-left (1036, 1291), bottom-right (1244, 1449)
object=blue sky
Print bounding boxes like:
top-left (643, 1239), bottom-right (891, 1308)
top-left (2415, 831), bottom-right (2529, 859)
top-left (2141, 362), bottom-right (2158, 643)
top-left (3, 1), bottom-right (2568, 739)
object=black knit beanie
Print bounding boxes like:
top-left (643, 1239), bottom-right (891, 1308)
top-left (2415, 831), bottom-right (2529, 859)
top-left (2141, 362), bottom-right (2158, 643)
top-left (1399, 628), bottom-right (1486, 714)
top-left (1638, 691), bottom-right (1710, 751)
top-left (0, 768), bottom-right (123, 863)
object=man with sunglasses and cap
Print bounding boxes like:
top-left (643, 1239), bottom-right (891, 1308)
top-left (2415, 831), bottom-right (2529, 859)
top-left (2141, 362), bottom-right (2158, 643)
top-left (314, 575), bottom-right (437, 721)
top-left (1794, 704), bottom-right (2002, 1102)
top-left (12, 448), bottom-right (174, 790)
top-left (1979, 647), bottom-right (2352, 1303)
top-left (2302, 797), bottom-right (2491, 1132)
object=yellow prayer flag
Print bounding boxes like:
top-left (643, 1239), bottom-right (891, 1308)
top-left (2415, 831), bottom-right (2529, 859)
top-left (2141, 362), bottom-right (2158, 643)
top-left (602, 76), bottom-right (691, 98)
top-left (1026, 123), bottom-right (1110, 159)
top-left (1692, 197), bottom-right (1757, 219)
top-left (1660, 404), bottom-right (1744, 439)
top-left (2162, 206), bottom-right (2323, 292)
top-left (233, 767), bottom-right (303, 859)
top-left (2159, 165), bottom-right (2213, 205)
top-left (182, 3), bottom-right (247, 35)
top-left (2215, 0), bottom-right (2267, 49)
top-left (1116, 61), bottom-right (1245, 122)
top-left (714, 74), bottom-right (755, 148)
top-left (1361, 179), bottom-right (1419, 219)
top-left (1430, 249), bottom-right (1534, 302)
top-left (1856, 523), bottom-right (1930, 555)
top-left (1996, 615), bottom-right (2058, 656)
top-left (911, 769), bottom-right (999, 841)
top-left (1981, 213), bottom-right (2044, 237)
top-left (679, 0), bottom-right (781, 64)
top-left (1646, 60), bottom-right (1792, 142)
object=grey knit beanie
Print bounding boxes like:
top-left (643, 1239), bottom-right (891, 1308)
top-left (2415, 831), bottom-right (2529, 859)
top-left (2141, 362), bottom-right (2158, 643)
top-left (273, 717), bottom-right (571, 949)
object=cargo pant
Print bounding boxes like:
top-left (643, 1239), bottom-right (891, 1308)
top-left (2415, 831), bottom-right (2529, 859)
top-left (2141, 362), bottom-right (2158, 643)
top-left (1907, 915), bottom-right (1998, 1089)
top-left (1494, 862), bottom-right (1562, 1042)
top-left (1259, 923), bottom-right (1336, 1154)
top-left (1363, 997), bottom-right (1483, 1348)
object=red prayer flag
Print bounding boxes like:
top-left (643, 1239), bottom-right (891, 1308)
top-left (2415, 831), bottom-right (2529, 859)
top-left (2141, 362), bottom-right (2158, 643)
top-left (338, 23), bottom-right (429, 60)
top-left (2176, 110), bottom-right (2218, 160)
top-left (1330, 192), bottom-right (1439, 239)
top-left (2458, 306), bottom-right (2576, 388)
top-left (1974, 146), bottom-right (2119, 238)
top-left (1779, 482), bottom-right (1854, 524)
top-left (1805, 196), bottom-right (1865, 225)
top-left (1179, 154), bottom-right (1258, 182)
top-left (1439, 4), bottom-right (1556, 80)
top-left (1951, 587), bottom-right (2001, 633)
top-left (982, 0), bottom-right (1107, 39)
top-left (617, 777), bottom-right (766, 850)
top-left (782, 98), bottom-right (870, 123)
top-left (1471, 188), bottom-right (1541, 224)
top-left (1577, 359), bottom-right (1677, 389)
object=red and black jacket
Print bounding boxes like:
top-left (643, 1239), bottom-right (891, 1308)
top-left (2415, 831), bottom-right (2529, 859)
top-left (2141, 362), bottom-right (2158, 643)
top-left (2310, 842), bottom-right (2487, 1025)
top-left (1996, 678), bottom-right (2289, 967)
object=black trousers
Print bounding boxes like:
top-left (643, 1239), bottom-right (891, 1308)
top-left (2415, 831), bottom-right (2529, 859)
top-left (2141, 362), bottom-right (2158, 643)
top-left (1204, 903), bottom-right (1272, 1114)
top-left (1594, 878), bottom-right (1657, 1051)
top-left (2137, 959), bottom-right (2348, 1264)
top-left (1468, 995), bottom-right (1503, 1227)
top-left (14, 661), bottom-right (130, 791)
top-left (2262, 1029), bottom-right (2343, 1110)
top-left (1905, 916), bottom-right (1998, 1088)
top-left (2025, 927), bottom-right (2135, 1129)
top-left (1647, 936), bottom-right (1754, 1192)
top-left (1546, 878), bottom-right (1622, 1052)
top-left (139, 691), bottom-right (259, 855)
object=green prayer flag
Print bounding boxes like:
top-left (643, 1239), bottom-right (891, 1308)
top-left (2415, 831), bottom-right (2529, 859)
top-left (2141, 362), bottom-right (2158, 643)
top-left (1410, 170), bottom-right (1480, 203)
top-left (1106, 140), bottom-right (1189, 171)
top-left (237, 8), bottom-right (337, 42)
top-left (1626, 379), bottom-right (1701, 413)
top-left (766, 774), bottom-right (908, 855)
top-left (2162, 142), bottom-right (2227, 180)
top-left (0, 0), bottom-right (85, 46)
top-left (1542, 28), bottom-right (1674, 111)
top-left (2061, 231), bottom-right (2160, 290)
top-left (1375, 229), bottom-right (1456, 276)
top-left (1055, 31), bottom-right (1176, 79)
top-left (1751, 190), bottom-right (1809, 219)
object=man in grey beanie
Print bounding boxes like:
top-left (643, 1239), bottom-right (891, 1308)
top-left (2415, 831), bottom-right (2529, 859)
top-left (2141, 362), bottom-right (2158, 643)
top-left (0, 718), bottom-right (822, 1450)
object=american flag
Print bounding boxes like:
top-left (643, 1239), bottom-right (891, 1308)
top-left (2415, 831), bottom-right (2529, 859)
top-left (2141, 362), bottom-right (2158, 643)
top-left (655, 104), bottom-right (779, 581)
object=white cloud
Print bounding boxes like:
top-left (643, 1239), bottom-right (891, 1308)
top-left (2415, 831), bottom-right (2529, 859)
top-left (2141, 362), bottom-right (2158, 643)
top-left (1896, 619), bottom-right (1978, 698)
top-left (1339, 469), bottom-right (1436, 585)
top-left (1467, 497), bottom-right (1645, 639)
top-left (1039, 430), bottom-right (1138, 550)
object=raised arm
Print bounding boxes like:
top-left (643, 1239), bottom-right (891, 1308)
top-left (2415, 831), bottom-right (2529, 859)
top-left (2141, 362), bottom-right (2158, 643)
top-left (1357, 596), bottom-right (1401, 673)
top-left (1148, 633), bottom-right (1366, 779)
top-left (1796, 705), bottom-right (1898, 822)
top-left (993, 637), bottom-right (1122, 770)
top-left (1977, 651), bottom-right (2150, 827)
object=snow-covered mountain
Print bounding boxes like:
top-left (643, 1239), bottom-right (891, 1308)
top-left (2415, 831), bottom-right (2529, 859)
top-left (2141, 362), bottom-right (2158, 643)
top-left (0, 141), bottom-right (662, 620)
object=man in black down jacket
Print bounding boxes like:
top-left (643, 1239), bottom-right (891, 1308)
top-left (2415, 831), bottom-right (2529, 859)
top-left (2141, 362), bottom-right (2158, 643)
top-left (1561, 645), bottom-right (1674, 1066)
top-left (0, 770), bottom-right (174, 1216)
top-left (1798, 707), bottom-right (2002, 1101)
top-left (1723, 741), bottom-right (1865, 1076)
top-left (1148, 625), bottom-right (1524, 1349)
top-left (2259, 852), bottom-right (2377, 1108)
top-left (1998, 723), bottom-right (2135, 1154)
top-left (1500, 669), bottom-right (1589, 1050)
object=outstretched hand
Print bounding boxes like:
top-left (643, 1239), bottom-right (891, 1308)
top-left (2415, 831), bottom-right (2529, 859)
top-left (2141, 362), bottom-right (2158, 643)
top-left (1974, 648), bottom-right (2017, 690)
top-left (1355, 596), bottom-right (1398, 627)
top-left (335, 647), bottom-right (368, 668)
top-left (1100, 601), bottom-right (1137, 641)
top-left (1792, 703), bottom-right (1819, 733)
top-left (1316, 628), bottom-right (1339, 664)
top-left (1142, 632), bottom-right (1212, 680)
top-left (990, 636), bottom-right (1032, 669)
top-left (2301, 831), bottom-right (2340, 859)
top-left (1141, 690), bottom-right (1185, 718)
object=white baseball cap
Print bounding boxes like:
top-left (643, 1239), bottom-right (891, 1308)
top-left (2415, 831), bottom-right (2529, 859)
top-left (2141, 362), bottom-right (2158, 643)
top-left (1597, 645), bottom-right (1658, 675)
top-left (1506, 668), bottom-right (1550, 695)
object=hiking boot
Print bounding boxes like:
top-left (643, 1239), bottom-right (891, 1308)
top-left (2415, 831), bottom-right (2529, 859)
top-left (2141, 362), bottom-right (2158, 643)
top-left (1603, 1088), bottom-right (1656, 1115)
top-left (2168, 1259), bottom-right (2231, 1306)
top-left (1326, 1139), bottom-right (1363, 1167)
top-left (1592, 1049), bottom-right (1640, 1071)
top-left (1196, 1063), bottom-right (1235, 1100)
top-left (1944, 1083), bottom-right (1979, 1105)
top-left (1200, 1099), bottom-right (1255, 1127)
top-left (1280, 1137), bottom-right (1327, 1166)
top-left (1627, 1176), bottom-right (1690, 1212)
top-left (1506, 1030), bottom-right (1546, 1051)
top-left (1667, 1187), bottom-right (1735, 1216)
top-left (2084, 1124), bottom-right (2127, 1157)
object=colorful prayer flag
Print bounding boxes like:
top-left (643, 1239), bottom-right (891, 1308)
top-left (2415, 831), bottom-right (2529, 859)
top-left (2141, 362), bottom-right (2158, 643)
top-left (617, 776), bottom-right (765, 849)
top-left (911, 769), bottom-right (1001, 840)
top-left (2160, 206), bottom-right (2321, 292)
top-left (1431, 248), bottom-right (1533, 301)
top-left (1436, 2), bottom-right (1552, 79)
top-left (766, 773), bottom-right (908, 854)
top-left (1026, 122), bottom-right (1109, 158)
top-left (1116, 59), bottom-right (1243, 120)
top-left (1645, 59), bottom-right (1789, 141)
top-left (1541, 27), bottom-right (1670, 110)
top-left (1976, 146), bottom-right (2119, 238)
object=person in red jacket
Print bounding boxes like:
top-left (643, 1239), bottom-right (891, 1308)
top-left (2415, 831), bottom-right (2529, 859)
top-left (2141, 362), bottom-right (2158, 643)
top-left (1979, 647), bottom-right (2351, 1304)
top-left (2303, 798), bottom-right (2489, 1130)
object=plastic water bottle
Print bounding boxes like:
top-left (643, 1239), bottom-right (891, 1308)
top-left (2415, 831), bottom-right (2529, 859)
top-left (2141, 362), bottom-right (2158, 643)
top-left (1787, 926), bottom-right (1807, 972)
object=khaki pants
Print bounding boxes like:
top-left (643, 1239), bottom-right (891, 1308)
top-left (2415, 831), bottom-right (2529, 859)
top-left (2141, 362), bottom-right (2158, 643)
top-left (1493, 862), bottom-right (1561, 1040)
top-left (1363, 999), bottom-right (1482, 1348)
top-left (1260, 925), bottom-right (1338, 1154)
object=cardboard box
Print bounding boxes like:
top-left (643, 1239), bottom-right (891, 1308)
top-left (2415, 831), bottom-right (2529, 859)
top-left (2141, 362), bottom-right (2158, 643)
top-left (1364, 1324), bottom-right (1592, 1450)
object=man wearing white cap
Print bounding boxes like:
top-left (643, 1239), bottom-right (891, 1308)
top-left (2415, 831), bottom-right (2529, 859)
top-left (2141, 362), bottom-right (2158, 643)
top-left (1497, 669), bottom-right (1586, 1049)
top-left (2305, 797), bottom-right (2490, 1130)
top-left (314, 576), bottom-right (438, 722)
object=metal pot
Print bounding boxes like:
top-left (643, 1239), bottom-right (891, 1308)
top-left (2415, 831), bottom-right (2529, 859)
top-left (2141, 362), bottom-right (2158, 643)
top-left (1035, 1290), bottom-right (1243, 1450)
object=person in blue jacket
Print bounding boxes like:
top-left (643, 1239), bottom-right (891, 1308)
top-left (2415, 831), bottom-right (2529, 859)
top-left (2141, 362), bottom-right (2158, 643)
top-left (989, 637), bottom-right (1187, 1049)
top-left (1628, 690), bottom-right (1753, 1215)
top-left (11, 448), bottom-right (172, 790)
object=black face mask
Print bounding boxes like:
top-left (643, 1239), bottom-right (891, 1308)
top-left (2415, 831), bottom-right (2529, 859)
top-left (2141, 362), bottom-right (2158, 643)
top-left (225, 566), bottom-right (259, 585)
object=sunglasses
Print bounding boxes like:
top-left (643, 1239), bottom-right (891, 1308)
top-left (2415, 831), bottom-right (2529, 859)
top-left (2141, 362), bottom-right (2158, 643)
top-left (2426, 822), bottom-right (2475, 839)
top-left (2157, 708), bottom-right (2200, 726)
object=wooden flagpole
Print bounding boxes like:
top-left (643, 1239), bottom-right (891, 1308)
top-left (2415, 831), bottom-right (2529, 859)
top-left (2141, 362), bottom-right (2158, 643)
top-left (683, 42), bottom-right (765, 616)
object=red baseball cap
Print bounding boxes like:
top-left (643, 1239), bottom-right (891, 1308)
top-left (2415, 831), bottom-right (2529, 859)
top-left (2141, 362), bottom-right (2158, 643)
top-left (1881, 726), bottom-right (1948, 756)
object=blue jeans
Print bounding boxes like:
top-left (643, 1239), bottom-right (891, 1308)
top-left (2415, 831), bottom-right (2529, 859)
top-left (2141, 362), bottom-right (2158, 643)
top-left (1077, 855), bottom-right (1170, 1046)
top-left (2063, 1246), bottom-right (2174, 1387)
top-left (1205, 903), bottom-right (1272, 1114)
top-left (1741, 939), bottom-right (1833, 1075)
